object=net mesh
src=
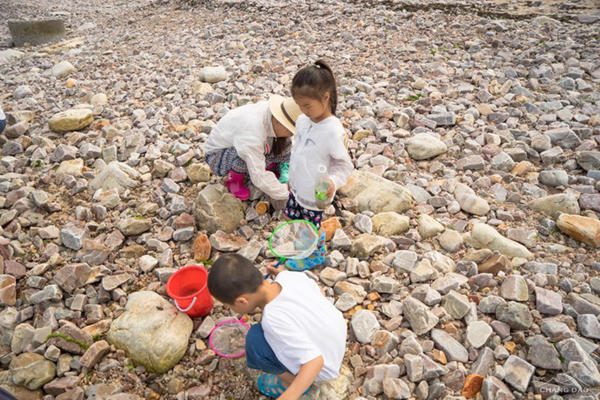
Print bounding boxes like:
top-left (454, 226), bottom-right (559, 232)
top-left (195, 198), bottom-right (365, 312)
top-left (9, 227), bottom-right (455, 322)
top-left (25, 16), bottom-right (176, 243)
top-left (210, 320), bottom-right (249, 357)
top-left (269, 220), bottom-right (319, 260)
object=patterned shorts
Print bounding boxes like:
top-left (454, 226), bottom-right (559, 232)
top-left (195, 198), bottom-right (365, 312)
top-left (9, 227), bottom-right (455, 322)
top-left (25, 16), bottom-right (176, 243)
top-left (284, 192), bottom-right (323, 229)
top-left (205, 146), bottom-right (291, 177)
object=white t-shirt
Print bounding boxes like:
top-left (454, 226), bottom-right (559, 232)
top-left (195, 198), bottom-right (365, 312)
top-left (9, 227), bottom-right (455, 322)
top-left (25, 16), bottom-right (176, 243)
top-left (0, 107), bottom-right (5, 121)
top-left (288, 115), bottom-right (353, 210)
top-left (262, 271), bottom-right (347, 381)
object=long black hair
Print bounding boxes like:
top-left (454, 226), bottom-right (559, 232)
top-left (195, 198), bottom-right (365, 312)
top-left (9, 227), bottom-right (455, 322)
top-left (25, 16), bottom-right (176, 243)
top-left (291, 59), bottom-right (337, 115)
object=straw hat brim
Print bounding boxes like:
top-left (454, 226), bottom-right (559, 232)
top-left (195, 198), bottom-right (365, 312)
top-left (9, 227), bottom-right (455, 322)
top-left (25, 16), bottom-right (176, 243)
top-left (269, 95), bottom-right (301, 135)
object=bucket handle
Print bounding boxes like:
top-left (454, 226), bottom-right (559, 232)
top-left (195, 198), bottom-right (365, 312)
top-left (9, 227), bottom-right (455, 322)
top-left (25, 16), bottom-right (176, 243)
top-left (173, 297), bottom-right (197, 313)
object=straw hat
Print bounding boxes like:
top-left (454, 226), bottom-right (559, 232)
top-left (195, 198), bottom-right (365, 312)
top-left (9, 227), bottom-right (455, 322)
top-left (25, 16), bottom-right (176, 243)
top-left (269, 95), bottom-right (302, 135)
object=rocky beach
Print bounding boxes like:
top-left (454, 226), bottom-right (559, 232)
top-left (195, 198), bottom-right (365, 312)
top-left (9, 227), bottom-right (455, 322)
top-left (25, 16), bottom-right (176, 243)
top-left (0, 0), bottom-right (599, 399)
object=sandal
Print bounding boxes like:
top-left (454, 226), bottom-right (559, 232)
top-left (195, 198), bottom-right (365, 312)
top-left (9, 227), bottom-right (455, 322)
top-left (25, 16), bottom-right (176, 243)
top-left (257, 374), bottom-right (310, 398)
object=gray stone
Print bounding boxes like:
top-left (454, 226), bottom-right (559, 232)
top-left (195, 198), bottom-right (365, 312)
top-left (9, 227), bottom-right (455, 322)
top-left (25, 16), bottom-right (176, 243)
top-left (466, 320), bottom-right (492, 348)
top-left (431, 329), bottom-right (468, 362)
top-left (527, 335), bottom-right (562, 370)
top-left (442, 290), bottom-right (471, 319)
top-left (428, 112), bottom-right (456, 127)
top-left (503, 355), bottom-right (535, 392)
top-left (402, 296), bottom-right (439, 335)
top-left (371, 276), bottom-right (400, 294)
top-left (535, 287), bottom-right (563, 315)
top-left (351, 310), bottom-right (380, 344)
top-left (334, 293), bottom-right (357, 312)
top-left (496, 301), bottom-right (533, 330)
top-left (545, 127), bottom-right (581, 150)
top-left (29, 284), bottom-right (62, 304)
top-left (577, 151), bottom-right (600, 171)
top-left (481, 376), bottom-right (515, 400)
top-left (173, 227), bottom-right (195, 242)
top-left (353, 214), bottom-right (373, 234)
top-left (501, 275), bottom-right (529, 301)
top-left (577, 314), bottom-right (600, 339)
top-left (90, 161), bottom-right (139, 194)
top-left (320, 267), bottom-right (347, 287)
top-left (457, 155), bottom-right (485, 170)
top-left (491, 151), bottom-right (516, 172)
top-left (539, 169), bottom-right (568, 187)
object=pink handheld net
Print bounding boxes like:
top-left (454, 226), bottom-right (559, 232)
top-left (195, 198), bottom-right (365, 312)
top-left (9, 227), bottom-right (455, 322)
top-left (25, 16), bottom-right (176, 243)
top-left (208, 318), bottom-right (251, 358)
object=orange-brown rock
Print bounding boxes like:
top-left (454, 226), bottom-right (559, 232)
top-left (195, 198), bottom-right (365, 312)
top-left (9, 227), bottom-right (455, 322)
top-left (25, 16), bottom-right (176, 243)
top-left (556, 214), bottom-right (600, 247)
top-left (511, 161), bottom-right (535, 176)
top-left (255, 201), bottom-right (269, 215)
top-left (192, 234), bottom-right (211, 260)
top-left (478, 253), bottom-right (510, 275)
top-left (461, 374), bottom-right (484, 399)
top-left (321, 217), bottom-right (342, 241)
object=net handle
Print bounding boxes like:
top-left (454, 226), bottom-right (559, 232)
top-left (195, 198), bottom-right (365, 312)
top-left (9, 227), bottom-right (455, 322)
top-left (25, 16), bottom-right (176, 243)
top-left (208, 318), bottom-right (251, 359)
top-left (267, 219), bottom-right (319, 260)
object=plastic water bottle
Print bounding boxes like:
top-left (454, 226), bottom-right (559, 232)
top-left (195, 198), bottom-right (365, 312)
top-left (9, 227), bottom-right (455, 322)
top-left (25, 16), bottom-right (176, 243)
top-left (314, 164), bottom-right (331, 210)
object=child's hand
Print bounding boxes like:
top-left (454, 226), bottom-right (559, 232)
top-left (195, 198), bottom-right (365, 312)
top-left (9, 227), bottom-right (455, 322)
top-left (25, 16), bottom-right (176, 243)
top-left (266, 260), bottom-right (285, 276)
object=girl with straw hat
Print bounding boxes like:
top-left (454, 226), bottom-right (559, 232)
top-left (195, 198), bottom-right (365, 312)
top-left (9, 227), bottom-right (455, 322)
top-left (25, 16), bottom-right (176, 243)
top-left (204, 96), bottom-right (302, 201)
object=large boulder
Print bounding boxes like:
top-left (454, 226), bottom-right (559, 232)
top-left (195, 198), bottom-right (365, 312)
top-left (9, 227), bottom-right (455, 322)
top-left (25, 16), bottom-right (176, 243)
top-left (193, 184), bottom-right (245, 234)
top-left (8, 19), bottom-right (66, 47)
top-left (467, 223), bottom-right (533, 259)
top-left (107, 291), bottom-right (193, 374)
top-left (454, 183), bottom-right (490, 216)
top-left (338, 171), bottom-right (414, 214)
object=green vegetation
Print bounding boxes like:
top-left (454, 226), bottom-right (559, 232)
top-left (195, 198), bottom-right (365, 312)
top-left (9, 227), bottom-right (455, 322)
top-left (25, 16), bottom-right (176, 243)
top-left (46, 332), bottom-right (90, 351)
top-left (407, 93), bottom-right (423, 101)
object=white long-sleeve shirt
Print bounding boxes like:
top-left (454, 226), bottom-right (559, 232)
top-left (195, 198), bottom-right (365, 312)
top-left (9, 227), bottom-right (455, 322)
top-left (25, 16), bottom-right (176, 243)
top-left (289, 115), bottom-right (353, 210)
top-left (203, 101), bottom-right (289, 200)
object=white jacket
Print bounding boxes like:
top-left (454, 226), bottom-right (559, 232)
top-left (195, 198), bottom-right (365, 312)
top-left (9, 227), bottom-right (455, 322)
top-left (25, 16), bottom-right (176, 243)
top-left (289, 115), bottom-right (353, 210)
top-left (203, 101), bottom-right (289, 200)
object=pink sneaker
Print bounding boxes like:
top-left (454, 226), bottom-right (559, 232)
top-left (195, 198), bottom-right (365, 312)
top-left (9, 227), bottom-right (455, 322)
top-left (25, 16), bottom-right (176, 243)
top-left (226, 171), bottom-right (249, 200)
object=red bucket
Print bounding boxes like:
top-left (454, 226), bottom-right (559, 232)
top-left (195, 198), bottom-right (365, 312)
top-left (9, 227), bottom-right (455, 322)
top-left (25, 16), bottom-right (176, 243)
top-left (166, 265), bottom-right (213, 318)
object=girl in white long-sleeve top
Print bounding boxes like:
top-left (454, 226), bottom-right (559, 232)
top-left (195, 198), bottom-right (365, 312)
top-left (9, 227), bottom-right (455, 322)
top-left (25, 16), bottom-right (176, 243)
top-left (284, 60), bottom-right (353, 271)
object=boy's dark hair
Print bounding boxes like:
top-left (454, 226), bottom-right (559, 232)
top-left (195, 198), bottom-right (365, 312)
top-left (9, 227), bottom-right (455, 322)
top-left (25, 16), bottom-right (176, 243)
top-left (207, 254), bottom-right (263, 304)
top-left (291, 59), bottom-right (337, 115)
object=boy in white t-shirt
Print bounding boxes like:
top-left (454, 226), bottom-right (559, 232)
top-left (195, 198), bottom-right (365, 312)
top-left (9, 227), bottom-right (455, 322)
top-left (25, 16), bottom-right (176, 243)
top-left (207, 254), bottom-right (347, 399)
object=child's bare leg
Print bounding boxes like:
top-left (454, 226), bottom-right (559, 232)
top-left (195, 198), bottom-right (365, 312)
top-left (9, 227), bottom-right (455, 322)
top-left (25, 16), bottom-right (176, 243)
top-left (278, 372), bottom-right (295, 388)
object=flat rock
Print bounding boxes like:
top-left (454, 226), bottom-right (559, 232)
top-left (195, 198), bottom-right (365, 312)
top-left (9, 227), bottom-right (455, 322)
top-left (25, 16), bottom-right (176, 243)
top-left (556, 214), bottom-right (600, 247)
top-left (351, 233), bottom-right (390, 259)
top-left (406, 133), bottom-right (448, 160)
top-left (417, 214), bottom-right (444, 239)
top-left (496, 301), bottom-right (533, 330)
top-left (107, 291), bottom-right (192, 373)
top-left (466, 321), bottom-right (492, 348)
top-left (338, 170), bottom-right (414, 214)
top-left (431, 329), bottom-right (468, 362)
top-left (503, 355), bottom-right (535, 392)
top-left (51, 61), bottom-right (75, 78)
top-left (117, 218), bottom-right (152, 236)
top-left (198, 66), bottom-right (227, 83)
top-left (90, 161), bottom-right (139, 194)
top-left (9, 352), bottom-right (56, 390)
top-left (351, 310), bottom-right (380, 344)
top-left (48, 109), bottom-right (93, 133)
top-left (529, 193), bottom-right (580, 219)
top-left (500, 275), bottom-right (529, 301)
top-left (534, 286), bottom-right (563, 315)
top-left (371, 212), bottom-right (409, 236)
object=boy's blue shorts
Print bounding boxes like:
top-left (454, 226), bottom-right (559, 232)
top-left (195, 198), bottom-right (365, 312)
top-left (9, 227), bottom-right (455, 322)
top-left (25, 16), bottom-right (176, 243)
top-left (245, 323), bottom-right (290, 375)
top-left (0, 119), bottom-right (5, 135)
